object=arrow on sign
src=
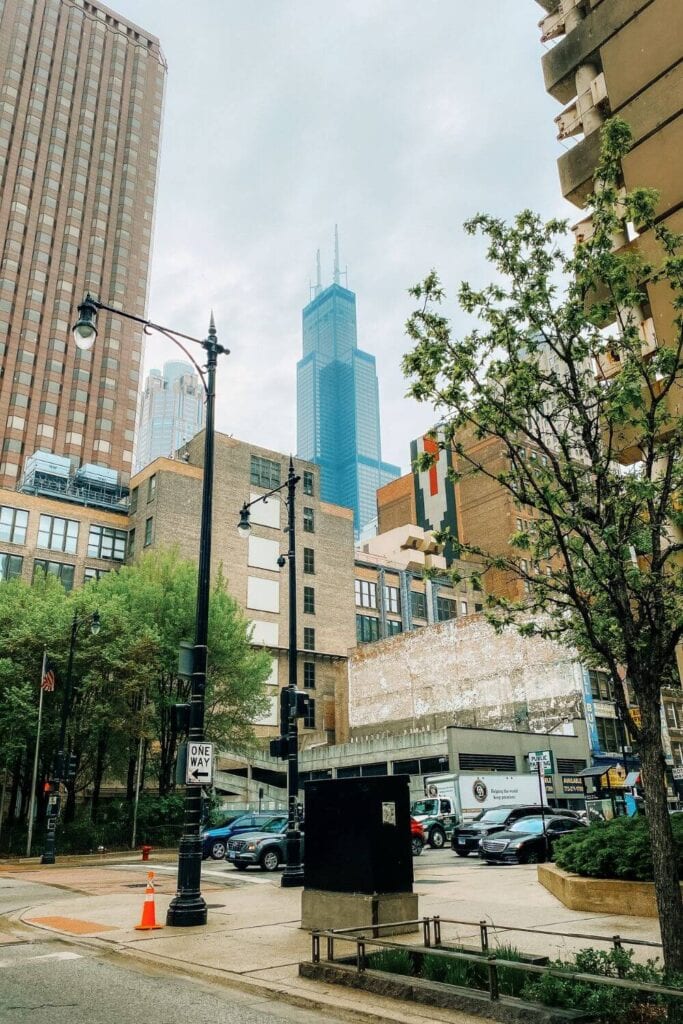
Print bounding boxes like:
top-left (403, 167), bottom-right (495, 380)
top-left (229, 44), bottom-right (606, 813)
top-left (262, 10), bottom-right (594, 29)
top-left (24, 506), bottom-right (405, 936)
top-left (190, 768), bottom-right (210, 781)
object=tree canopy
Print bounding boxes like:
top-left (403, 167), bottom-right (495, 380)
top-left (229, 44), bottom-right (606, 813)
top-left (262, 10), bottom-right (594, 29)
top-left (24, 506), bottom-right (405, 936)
top-left (403, 118), bottom-right (683, 972)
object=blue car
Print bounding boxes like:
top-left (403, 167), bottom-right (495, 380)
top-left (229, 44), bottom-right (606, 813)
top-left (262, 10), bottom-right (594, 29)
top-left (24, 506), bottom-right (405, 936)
top-left (201, 812), bottom-right (286, 860)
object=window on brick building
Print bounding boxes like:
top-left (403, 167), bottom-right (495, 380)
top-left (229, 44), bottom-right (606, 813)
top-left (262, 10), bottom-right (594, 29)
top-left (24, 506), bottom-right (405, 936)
top-left (303, 547), bottom-right (315, 574)
top-left (303, 698), bottom-right (315, 729)
top-left (354, 579), bottom-right (376, 608)
top-left (303, 586), bottom-right (315, 614)
top-left (88, 524), bottom-right (127, 561)
top-left (303, 662), bottom-right (315, 689)
top-left (33, 558), bottom-right (74, 590)
top-left (411, 591), bottom-right (427, 619)
top-left (0, 505), bottom-right (28, 544)
top-left (144, 517), bottom-right (153, 546)
top-left (356, 614), bottom-right (379, 644)
top-left (38, 514), bottom-right (78, 554)
top-left (436, 596), bottom-right (456, 621)
top-left (303, 470), bottom-right (314, 496)
top-left (384, 585), bottom-right (400, 615)
top-left (303, 507), bottom-right (314, 533)
top-left (386, 619), bottom-right (402, 636)
top-left (0, 553), bottom-right (23, 581)
top-left (303, 626), bottom-right (315, 650)
top-left (250, 455), bottom-right (280, 489)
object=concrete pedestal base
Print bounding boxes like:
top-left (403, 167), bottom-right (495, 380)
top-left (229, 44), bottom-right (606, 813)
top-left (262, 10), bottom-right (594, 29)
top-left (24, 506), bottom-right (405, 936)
top-left (301, 889), bottom-right (419, 936)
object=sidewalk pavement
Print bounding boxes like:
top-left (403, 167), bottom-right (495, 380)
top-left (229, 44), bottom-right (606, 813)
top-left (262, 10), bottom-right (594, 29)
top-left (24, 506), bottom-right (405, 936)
top-left (0, 854), bottom-right (664, 1024)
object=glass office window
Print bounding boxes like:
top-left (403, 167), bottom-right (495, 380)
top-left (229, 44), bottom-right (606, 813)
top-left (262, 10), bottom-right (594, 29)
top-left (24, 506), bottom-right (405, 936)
top-left (38, 514), bottom-right (78, 553)
top-left (0, 505), bottom-right (28, 544)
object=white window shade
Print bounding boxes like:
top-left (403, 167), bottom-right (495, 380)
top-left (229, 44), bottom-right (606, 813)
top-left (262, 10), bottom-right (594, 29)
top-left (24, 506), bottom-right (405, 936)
top-left (250, 493), bottom-right (280, 529)
top-left (247, 576), bottom-right (279, 613)
top-left (251, 620), bottom-right (279, 646)
top-left (248, 535), bottom-right (280, 571)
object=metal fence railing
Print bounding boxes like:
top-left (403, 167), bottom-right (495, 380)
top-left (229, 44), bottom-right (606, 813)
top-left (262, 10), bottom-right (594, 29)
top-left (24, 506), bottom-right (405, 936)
top-left (308, 916), bottom-right (682, 1007)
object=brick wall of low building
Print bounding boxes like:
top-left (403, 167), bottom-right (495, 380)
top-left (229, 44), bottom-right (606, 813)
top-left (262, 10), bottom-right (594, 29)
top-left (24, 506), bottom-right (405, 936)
top-left (348, 614), bottom-right (585, 734)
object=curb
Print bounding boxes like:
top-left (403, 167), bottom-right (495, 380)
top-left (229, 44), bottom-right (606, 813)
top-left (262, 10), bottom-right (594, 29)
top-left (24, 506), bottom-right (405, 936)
top-left (16, 910), bottom-right (472, 1024)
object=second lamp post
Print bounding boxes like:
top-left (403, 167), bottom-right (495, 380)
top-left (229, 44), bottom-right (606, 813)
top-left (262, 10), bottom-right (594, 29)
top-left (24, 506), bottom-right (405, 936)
top-left (238, 458), bottom-right (305, 887)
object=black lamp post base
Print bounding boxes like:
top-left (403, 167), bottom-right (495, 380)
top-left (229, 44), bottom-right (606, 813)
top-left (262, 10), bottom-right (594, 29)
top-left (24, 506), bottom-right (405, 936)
top-left (166, 895), bottom-right (208, 927)
top-left (166, 832), bottom-right (207, 926)
top-left (40, 852), bottom-right (55, 865)
top-left (281, 865), bottom-right (304, 888)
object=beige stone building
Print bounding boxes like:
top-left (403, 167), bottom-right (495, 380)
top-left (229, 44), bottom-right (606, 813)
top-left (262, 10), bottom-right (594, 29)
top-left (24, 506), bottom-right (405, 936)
top-left (0, 0), bottom-right (165, 489)
top-left (127, 432), bottom-right (357, 745)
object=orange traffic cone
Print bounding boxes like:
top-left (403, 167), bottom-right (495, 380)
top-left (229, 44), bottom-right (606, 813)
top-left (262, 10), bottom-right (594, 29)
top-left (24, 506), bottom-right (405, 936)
top-left (134, 871), bottom-right (163, 930)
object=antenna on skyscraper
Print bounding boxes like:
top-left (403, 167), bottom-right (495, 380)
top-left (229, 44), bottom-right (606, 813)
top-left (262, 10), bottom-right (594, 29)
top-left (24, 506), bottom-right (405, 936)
top-left (333, 224), bottom-right (340, 285)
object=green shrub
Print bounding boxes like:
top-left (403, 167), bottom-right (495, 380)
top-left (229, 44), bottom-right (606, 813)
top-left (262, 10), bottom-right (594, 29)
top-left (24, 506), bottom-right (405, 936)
top-left (554, 815), bottom-right (683, 882)
top-left (366, 948), bottom-right (413, 976)
top-left (521, 946), bottom-right (680, 1023)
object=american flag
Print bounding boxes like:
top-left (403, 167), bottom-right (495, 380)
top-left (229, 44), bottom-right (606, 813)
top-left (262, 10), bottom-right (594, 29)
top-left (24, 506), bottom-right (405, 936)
top-left (41, 662), bottom-right (56, 692)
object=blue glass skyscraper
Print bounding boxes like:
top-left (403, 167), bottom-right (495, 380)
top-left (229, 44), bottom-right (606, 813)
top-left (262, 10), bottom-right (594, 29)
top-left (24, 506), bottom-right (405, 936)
top-left (297, 233), bottom-right (400, 537)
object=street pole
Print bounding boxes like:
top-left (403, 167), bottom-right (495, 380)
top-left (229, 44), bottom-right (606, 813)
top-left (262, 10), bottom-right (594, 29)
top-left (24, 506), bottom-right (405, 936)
top-left (536, 761), bottom-right (548, 860)
top-left (282, 458), bottom-right (304, 887)
top-left (72, 297), bottom-right (227, 926)
top-left (26, 649), bottom-right (47, 857)
top-left (167, 316), bottom-right (222, 927)
top-left (41, 613), bottom-right (78, 865)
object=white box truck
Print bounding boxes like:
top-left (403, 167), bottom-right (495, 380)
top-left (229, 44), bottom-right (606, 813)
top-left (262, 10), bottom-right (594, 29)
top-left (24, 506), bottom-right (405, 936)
top-left (410, 772), bottom-right (547, 847)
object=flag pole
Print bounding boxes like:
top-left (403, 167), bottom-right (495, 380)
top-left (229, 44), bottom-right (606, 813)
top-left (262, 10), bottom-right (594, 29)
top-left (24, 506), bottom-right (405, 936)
top-left (26, 648), bottom-right (47, 858)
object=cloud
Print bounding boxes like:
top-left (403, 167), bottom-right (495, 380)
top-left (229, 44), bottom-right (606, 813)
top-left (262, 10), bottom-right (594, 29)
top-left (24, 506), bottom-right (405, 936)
top-left (113, 1), bottom-right (575, 473)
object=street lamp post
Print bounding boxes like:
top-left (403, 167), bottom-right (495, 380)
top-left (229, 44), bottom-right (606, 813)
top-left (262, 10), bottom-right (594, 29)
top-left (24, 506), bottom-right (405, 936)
top-left (41, 609), bottom-right (100, 865)
top-left (71, 295), bottom-right (229, 925)
top-left (238, 458), bottom-right (305, 887)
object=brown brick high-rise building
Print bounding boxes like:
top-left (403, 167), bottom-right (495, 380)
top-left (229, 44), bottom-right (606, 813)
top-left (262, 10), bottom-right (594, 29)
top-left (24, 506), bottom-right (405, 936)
top-left (0, 0), bottom-right (165, 488)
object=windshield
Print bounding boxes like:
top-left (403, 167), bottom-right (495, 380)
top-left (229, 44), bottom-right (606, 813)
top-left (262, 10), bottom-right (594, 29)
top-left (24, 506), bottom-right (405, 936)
top-left (411, 800), bottom-right (438, 815)
top-left (510, 817), bottom-right (544, 834)
top-left (477, 808), bottom-right (514, 824)
top-left (260, 818), bottom-right (287, 834)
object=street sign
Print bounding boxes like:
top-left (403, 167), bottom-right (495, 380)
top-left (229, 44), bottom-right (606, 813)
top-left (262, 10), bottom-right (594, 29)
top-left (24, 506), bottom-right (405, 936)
top-left (673, 766), bottom-right (683, 781)
top-left (185, 741), bottom-right (213, 785)
top-left (561, 775), bottom-right (584, 794)
top-left (528, 750), bottom-right (554, 775)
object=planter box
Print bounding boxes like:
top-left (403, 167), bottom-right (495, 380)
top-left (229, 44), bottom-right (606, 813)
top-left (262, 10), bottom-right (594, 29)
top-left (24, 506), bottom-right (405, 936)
top-left (538, 863), bottom-right (683, 917)
top-left (300, 960), bottom-right (593, 1024)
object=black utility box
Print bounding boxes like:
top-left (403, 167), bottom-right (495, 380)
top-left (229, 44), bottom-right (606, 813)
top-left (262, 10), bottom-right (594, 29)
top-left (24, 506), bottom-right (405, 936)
top-left (303, 775), bottom-right (413, 894)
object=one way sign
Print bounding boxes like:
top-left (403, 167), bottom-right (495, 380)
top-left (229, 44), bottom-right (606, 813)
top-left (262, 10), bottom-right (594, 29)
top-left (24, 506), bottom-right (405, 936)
top-left (186, 741), bottom-right (214, 786)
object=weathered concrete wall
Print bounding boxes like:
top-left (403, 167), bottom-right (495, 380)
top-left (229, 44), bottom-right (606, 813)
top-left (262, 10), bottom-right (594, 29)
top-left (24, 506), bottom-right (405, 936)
top-left (348, 616), bottom-right (584, 733)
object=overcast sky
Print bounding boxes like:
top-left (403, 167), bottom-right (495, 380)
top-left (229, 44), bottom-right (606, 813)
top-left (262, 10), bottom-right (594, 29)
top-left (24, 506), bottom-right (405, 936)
top-left (111, 1), bottom-right (574, 474)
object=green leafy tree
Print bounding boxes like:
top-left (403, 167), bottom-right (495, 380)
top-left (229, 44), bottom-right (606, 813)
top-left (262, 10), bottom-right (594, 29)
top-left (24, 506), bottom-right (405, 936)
top-left (403, 119), bottom-right (683, 973)
top-left (90, 549), bottom-right (271, 795)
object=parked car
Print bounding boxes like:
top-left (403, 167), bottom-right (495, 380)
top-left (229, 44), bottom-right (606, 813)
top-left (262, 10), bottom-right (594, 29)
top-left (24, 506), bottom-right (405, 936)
top-left (410, 817), bottom-right (425, 857)
top-left (226, 818), bottom-right (302, 871)
top-left (479, 815), bottom-right (586, 865)
top-left (451, 805), bottom-right (570, 857)
top-left (201, 812), bottom-right (286, 860)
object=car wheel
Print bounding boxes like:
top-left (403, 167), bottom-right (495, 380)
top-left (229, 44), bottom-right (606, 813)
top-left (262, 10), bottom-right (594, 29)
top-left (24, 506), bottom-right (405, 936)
top-left (429, 827), bottom-right (446, 849)
top-left (260, 848), bottom-right (280, 872)
top-left (455, 849), bottom-right (469, 858)
top-left (411, 836), bottom-right (423, 857)
top-left (210, 840), bottom-right (226, 859)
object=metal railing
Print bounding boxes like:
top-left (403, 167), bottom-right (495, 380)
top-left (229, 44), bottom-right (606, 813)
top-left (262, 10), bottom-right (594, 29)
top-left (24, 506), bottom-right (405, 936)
top-left (309, 915), bottom-right (682, 1006)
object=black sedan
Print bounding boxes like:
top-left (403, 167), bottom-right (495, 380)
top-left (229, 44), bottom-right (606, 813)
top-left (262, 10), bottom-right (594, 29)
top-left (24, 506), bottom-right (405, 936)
top-left (478, 815), bottom-right (585, 864)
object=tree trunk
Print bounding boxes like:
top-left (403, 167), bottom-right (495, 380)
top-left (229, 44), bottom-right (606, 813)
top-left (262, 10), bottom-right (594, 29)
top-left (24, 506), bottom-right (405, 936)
top-left (639, 695), bottom-right (683, 976)
top-left (6, 754), bottom-right (22, 822)
top-left (126, 748), bottom-right (137, 802)
top-left (90, 733), bottom-right (108, 822)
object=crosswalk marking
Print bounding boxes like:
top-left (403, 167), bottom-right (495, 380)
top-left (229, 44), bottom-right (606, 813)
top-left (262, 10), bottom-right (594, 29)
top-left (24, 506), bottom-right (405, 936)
top-left (0, 950), bottom-right (83, 968)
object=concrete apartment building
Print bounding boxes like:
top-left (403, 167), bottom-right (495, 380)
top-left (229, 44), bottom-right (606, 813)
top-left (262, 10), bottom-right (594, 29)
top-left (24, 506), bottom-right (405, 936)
top-left (0, 0), bottom-right (165, 489)
top-left (127, 433), bottom-right (357, 745)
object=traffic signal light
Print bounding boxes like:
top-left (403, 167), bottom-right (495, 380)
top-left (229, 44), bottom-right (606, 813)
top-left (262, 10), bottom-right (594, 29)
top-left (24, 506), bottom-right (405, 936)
top-left (171, 702), bottom-right (191, 734)
top-left (66, 752), bottom-right (78, 781)
top-left (269, 736), bottom-right (290, 760)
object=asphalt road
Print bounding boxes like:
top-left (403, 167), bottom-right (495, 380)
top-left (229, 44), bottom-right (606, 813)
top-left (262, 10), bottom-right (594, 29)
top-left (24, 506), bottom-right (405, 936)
top-left (0, 937), bottom-right (354, 1024)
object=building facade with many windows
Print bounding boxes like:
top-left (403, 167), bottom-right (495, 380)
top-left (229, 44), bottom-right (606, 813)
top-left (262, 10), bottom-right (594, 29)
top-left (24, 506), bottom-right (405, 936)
top-left (0, 0), bottom-right (165, 488)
